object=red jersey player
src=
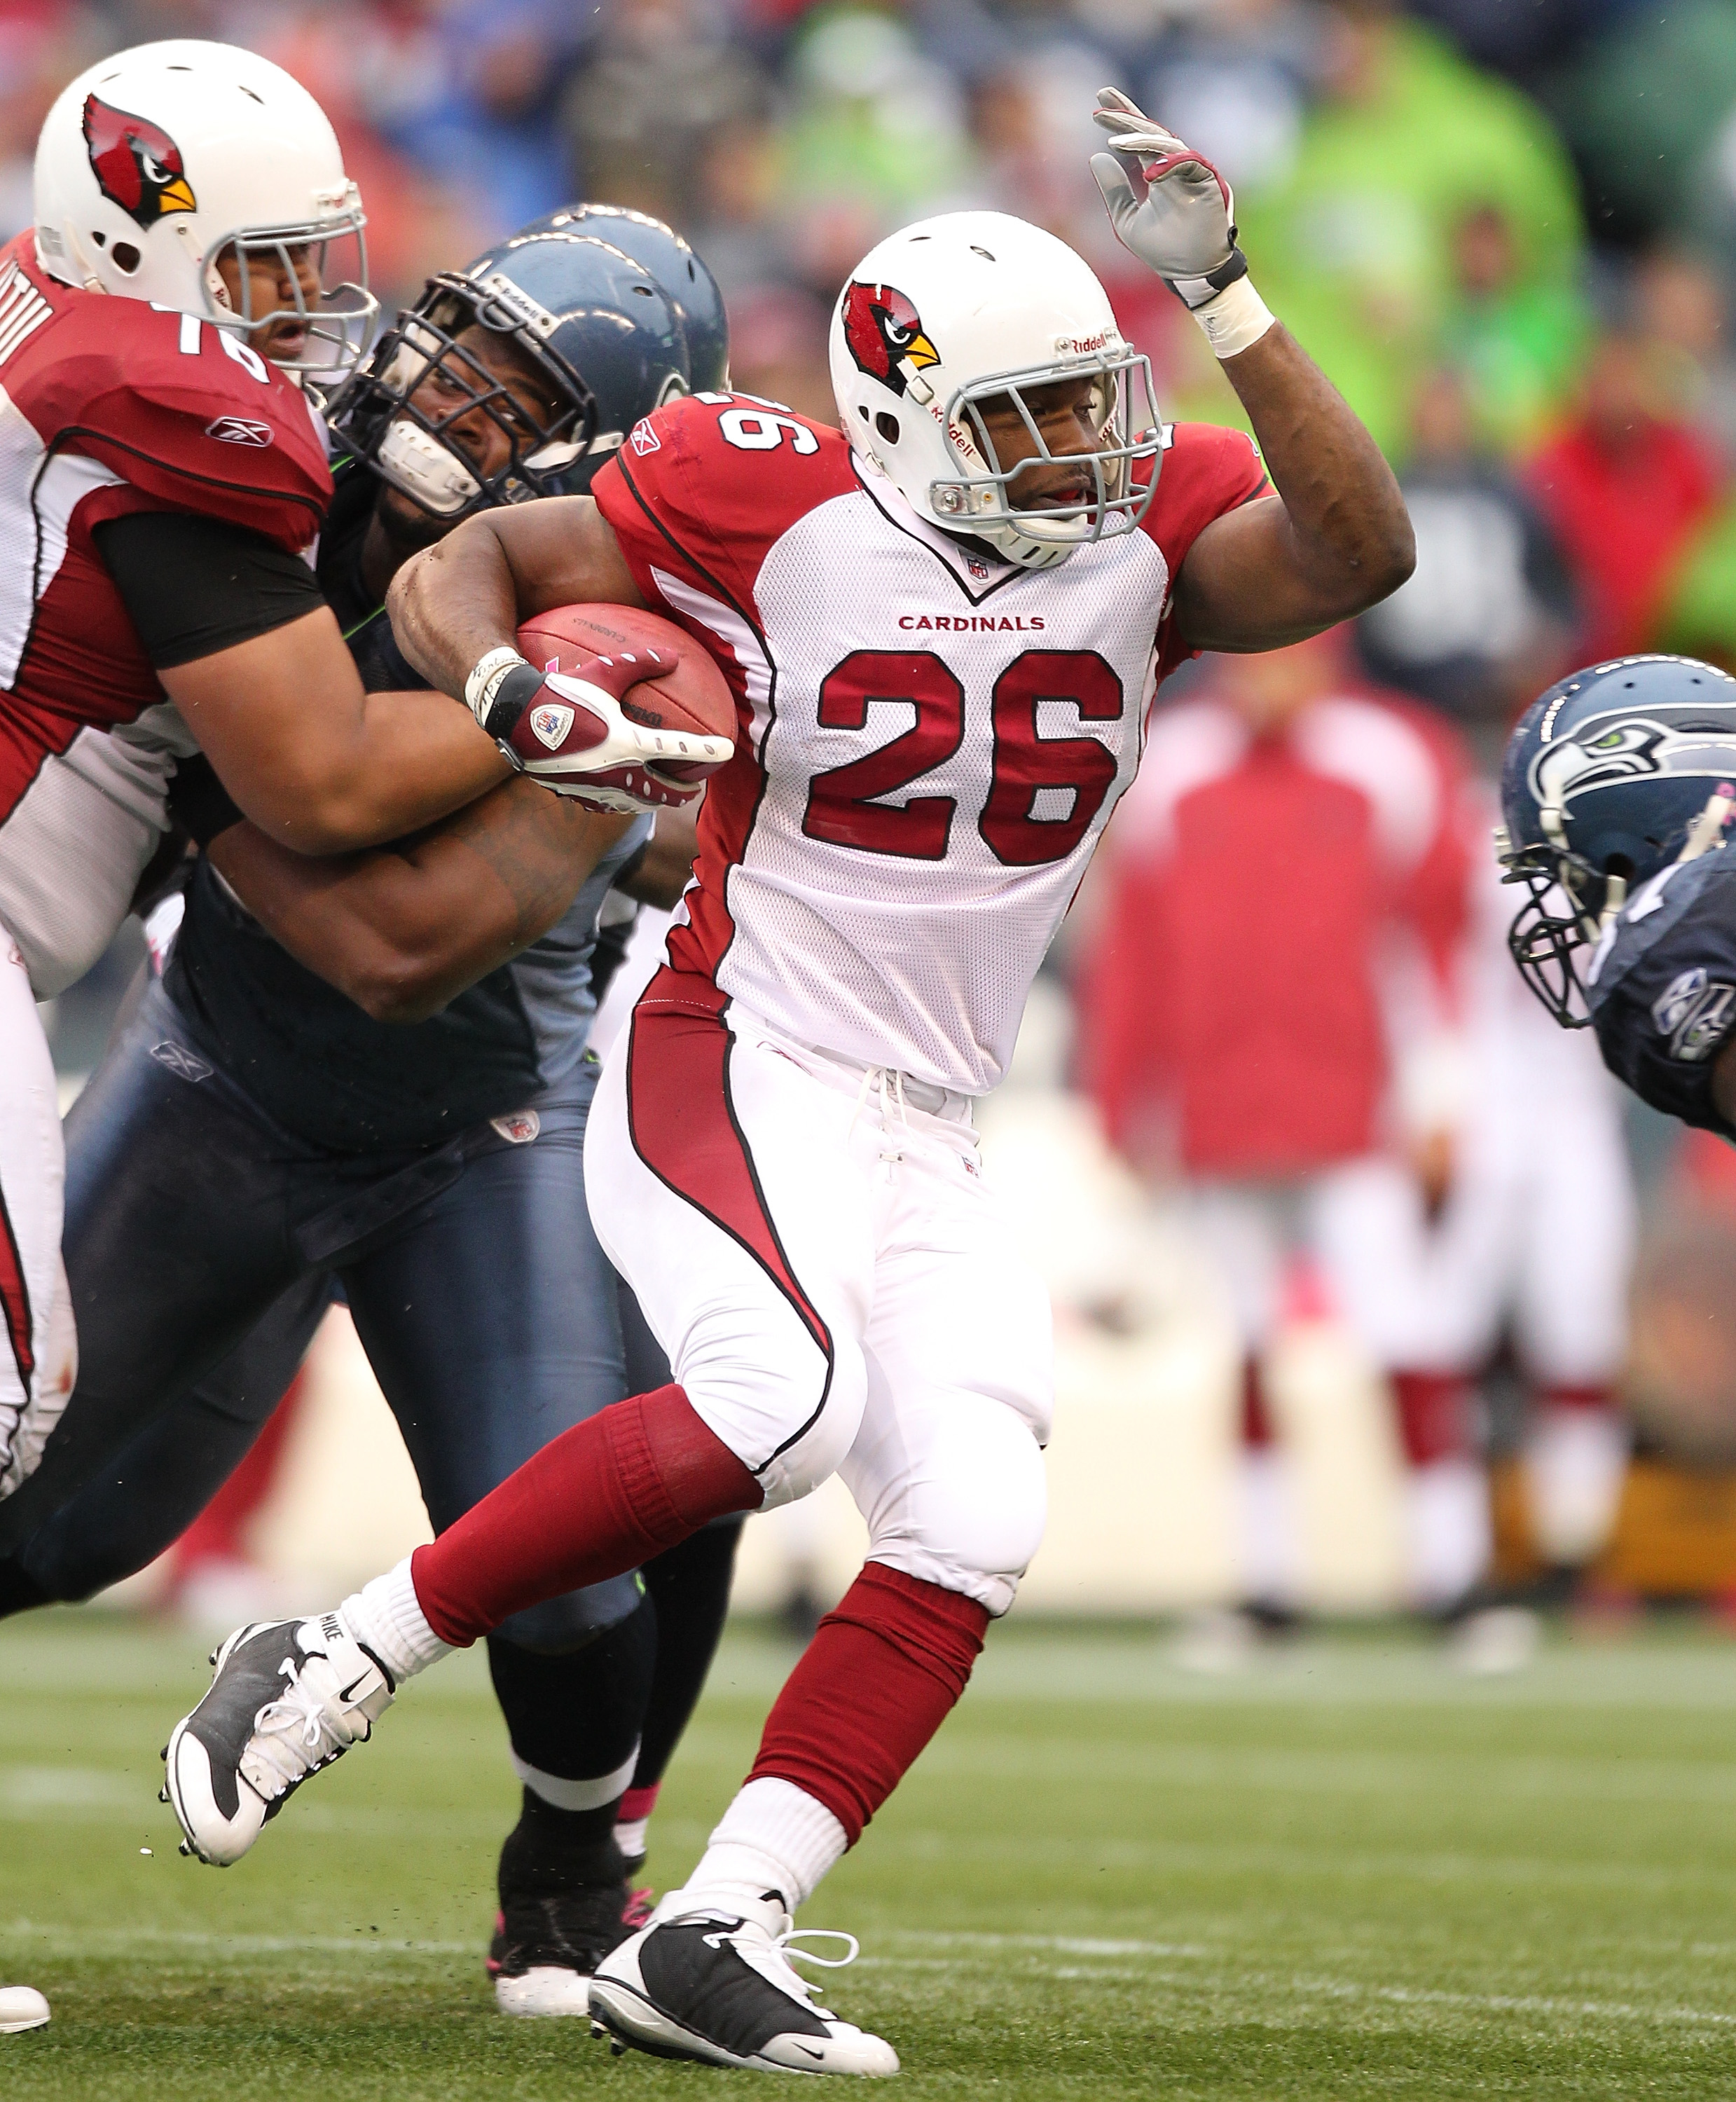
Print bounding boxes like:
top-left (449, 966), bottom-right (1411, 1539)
top-left (0, 40), bottom-right (726, 1506)
top-left (163, 94), bottom-right (1415, 2073)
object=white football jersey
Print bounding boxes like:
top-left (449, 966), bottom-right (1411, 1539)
top-left (595, 393), bottom-right (1268, 1094)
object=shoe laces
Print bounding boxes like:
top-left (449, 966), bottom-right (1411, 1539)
top-left (244, 1655), bottom-right (356, 1797)
top-left (701, 1918), bottom-right (861, 2013)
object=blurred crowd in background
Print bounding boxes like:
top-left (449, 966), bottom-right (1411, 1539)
top-left (13, 0), bottom-right (1736, 1628)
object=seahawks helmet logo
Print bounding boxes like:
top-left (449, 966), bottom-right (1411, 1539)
top-left (1652, 966), bottom-right (1736, 1062)
top-left (1530, 710), bottom-right (1736, 811)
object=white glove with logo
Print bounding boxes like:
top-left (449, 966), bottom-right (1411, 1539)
top-left (465, 648), bottom-right (733, 812)
top-left (1089, 87), bottom-right (1275, 359)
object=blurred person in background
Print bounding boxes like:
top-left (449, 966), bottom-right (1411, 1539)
top-left (1077, 631), bottom-right (1499, 1629)
top-left (1547, 0), bottom-right (1736, 254)
top-left (768, 6), bottom-right (979, 296)
top-left (1356, 364), bottom-right (1575, 773)
top-left (1634, 245), bottom-right (1736, 465)
top-left (1236, 0), bottom-right (1584, 462)
top-left (563, 0), bottom-right (768, 227)
top-left (1440, 199), bottom-right (1588, 455)
top-left (1523, 317), bottom-right (1724, 664)
top-left (724, 282), bottom-right (836, 423)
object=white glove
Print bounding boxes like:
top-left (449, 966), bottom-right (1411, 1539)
top-left (1089, 88), bottom-right (1274, 358)
top-left (1089, 88), bottom-right (1239, 294)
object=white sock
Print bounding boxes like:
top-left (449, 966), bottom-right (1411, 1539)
top-left (1405, 1457), bottom-right (1491, 1609)
top-left (614, 1813), bottom-right (651, 1864)
top-left (340, 1557), bottom-right (452, 1684)
top-left (665, 1778), bottom-right (846, 1916)
top-left (1525, 1405), bottom-right (1627, 1565)
top-left (1239, 1447), bottom-right (1302, 1607)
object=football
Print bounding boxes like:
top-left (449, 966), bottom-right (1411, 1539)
top-left (516, 602), bottom-right (736, 784)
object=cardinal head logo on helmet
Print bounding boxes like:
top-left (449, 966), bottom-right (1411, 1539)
top-left (841, 281), bottom-right (939, 397)
top-left (83, 93), bottom-right (196, 229)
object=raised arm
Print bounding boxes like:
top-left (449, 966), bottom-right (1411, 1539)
top-left (1089, 90), bottom-right (1413, 652)
top-left (199, 772), bottom-right (632, 1024)
top-left (1170, 330), bottom-right (1414, 651)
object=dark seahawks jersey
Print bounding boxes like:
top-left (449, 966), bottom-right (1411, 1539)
top-left (1584, 846), bottom-right (1736, 1139)
top-left (163, 455), bottom-right (649, 1153)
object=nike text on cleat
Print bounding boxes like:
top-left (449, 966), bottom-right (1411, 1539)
top-left (163, 1615), bottom-right (394, 1866)
top-left (588, 1891), bottom-right (899, 2076)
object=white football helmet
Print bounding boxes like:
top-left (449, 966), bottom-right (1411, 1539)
top-left (33, 39), bottom-right (376, 380)
top-left (828, 211), bottom-right (1161, 570)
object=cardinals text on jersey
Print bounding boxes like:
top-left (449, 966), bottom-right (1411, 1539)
top-left (592, 392), bottom-right (1267, 1092)
top-left (0, 233), bottom-right (330, 993)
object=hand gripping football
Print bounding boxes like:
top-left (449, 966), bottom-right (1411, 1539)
top-left (509, 603), bottom-right (737, 811)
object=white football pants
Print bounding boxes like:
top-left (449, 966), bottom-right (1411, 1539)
top-left (0, 926), bottom-right (75, 1497)
top-left (586, 988), bottom-right (1052, 1616)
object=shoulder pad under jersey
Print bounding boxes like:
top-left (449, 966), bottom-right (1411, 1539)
top-left (6, 273), bottom-right (329, 551)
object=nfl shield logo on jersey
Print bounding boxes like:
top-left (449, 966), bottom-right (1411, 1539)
top-left (528, 703), bottom-right (574, 750)
top-left (631, 418), bottom-right (661, 456)
top-left (490, 1111), bottom-right (542, 1145)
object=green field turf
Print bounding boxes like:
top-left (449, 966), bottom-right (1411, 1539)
top-left (4, 1611), bottom-right (1736, 2098)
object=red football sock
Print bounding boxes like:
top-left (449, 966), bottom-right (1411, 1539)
top-left (411, 1385), bottom-right (761, 1647)
top-left (748, 1562), bottom-right (990, 1845)
top-left (1391, 1369), bottom-right (1473, 1467)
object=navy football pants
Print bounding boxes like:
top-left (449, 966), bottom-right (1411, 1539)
top-left (0, 977), bottom-right (708, 1793)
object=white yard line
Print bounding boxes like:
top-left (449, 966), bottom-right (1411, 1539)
top-left (880, 1932), bottom-right (1736, 2031)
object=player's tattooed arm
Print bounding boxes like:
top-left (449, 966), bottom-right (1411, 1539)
top-left (1171, 328), bottom-right (1415, 652)
top-left (387, 496), bottom-right (645, 699)
top-left (205, 779), bottom-right (633, 1024)
top-left (615, 799), bottom-right (702, 910)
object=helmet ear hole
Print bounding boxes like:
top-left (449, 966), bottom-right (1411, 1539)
top-left (111, 241), bottom-right (140, 274)
top-left (875, 410), bottom-right (900, 444)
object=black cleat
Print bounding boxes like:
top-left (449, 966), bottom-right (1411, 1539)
top-left (488, 1824), bottom-right (645, 2017)
top-left (590, 1890), bottom-right (897, 2075)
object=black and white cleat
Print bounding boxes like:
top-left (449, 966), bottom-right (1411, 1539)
top-left (588, 1890), bottom-right (898, 2076)
top-left (164, 1615), bottom-right (394, 1866)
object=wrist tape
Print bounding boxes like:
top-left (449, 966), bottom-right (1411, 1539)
top-left (464, 648), bottom-right (547, 742)
top-left (1186, 271), bottom-right (1276, 360)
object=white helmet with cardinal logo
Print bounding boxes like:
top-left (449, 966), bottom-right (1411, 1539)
top-left (33, 39), bottom-right (376, 380)
top-left (827, 209), bottom-right (1161, 571)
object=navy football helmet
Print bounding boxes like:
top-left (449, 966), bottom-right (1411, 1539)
top-left (329, 204), bottom-right (727, 521)
top-left (1499, 654), bottom-right (1736, 1025)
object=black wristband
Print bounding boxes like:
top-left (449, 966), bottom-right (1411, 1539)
top-left (481, 662), bottom-right (549, 742)
top-left (1167, 242), bottom-right (1249, 311)
top-left (167, 753), bottom-right (244, 849)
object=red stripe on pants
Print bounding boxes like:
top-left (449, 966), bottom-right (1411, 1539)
top-left (626, 970), bottom-right (832, 1362)
top-left (0, 1179), bottom-right (34, 1396)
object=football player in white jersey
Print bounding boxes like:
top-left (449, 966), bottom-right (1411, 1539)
top-left (161, 97), bottom-right (1415, 2075)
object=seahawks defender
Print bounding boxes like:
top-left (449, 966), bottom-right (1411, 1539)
top-left (1499, 654), bottom-right (1736, 1132)
top-left (0, 209), bottom-right (745, 2012)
